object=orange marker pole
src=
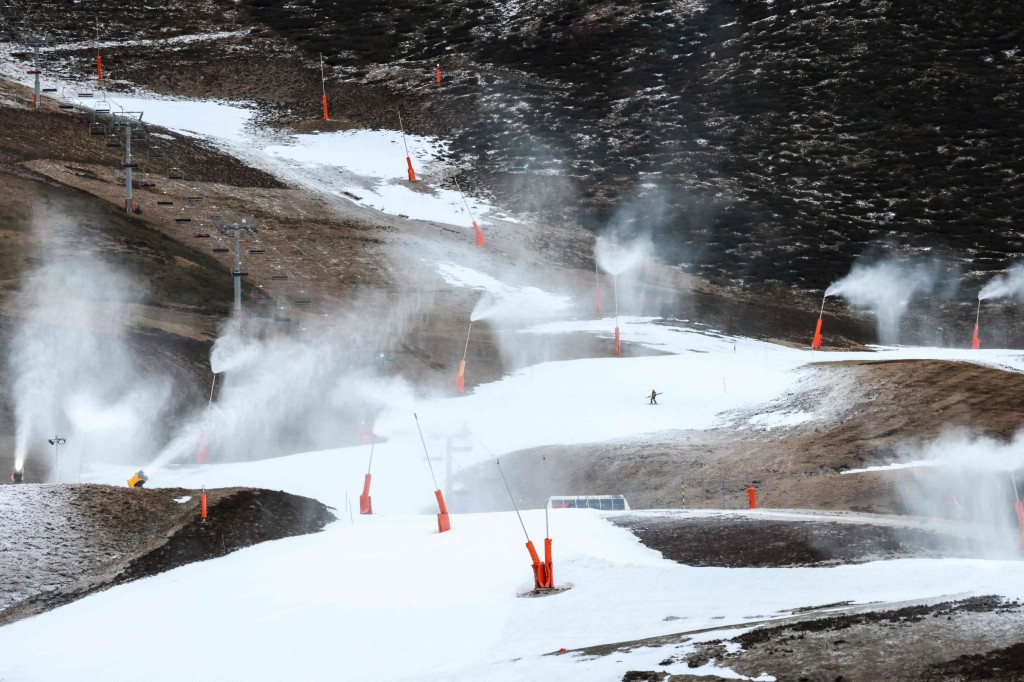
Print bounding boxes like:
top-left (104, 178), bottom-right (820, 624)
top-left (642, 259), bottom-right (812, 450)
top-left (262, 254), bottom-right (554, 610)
top-left (360, 442), bottom-right (375, 514)
top-left (95, 18), bottom-right (103, 80)
top-left (397, 109), bottom-right (416, 181)
top-left (201, 485), bottom-right (208, 521)
top-left (454, 177), bottom-right (484, 246)
top-left (435, 64), bottom-right (441, 84)
top-left (747, 486), bottom-right (757, 509)
top-left (319, 53), bottom-right (329, 120)
top-left (415, 413), bottom-right (451, 533)
top-left (972, 299), bottom-right (981, 350)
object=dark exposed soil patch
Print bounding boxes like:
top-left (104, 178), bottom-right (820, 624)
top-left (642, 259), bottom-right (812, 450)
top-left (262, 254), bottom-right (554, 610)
top-left (0, 484), bottom-right (334, 626)
top-left (619, 597), bottom-right (1024, 681)
top-left (613, 513), bottom-right (968, 568)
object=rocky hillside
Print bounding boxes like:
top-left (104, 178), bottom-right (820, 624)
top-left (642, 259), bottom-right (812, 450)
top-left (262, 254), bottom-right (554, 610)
top-left (5, 0), bottom-right (1024, 293)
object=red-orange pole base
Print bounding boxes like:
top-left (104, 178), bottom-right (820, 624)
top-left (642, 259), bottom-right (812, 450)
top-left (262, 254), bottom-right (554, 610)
top-left (614, 326), bottom-right (621, 355)
top-left (360, 473), bottom-right (373, 514)
top-left (96, 55), bottom-right (103, 80)
top-left (972, 324), bottom-right (980, 350)
top-left (436, 66), bottom-right (441, 84)
top-left (472, 220), bottom-right (485, 247)
top-left (435, 489), bottom-right (451, 533)
top-left (322, 95), bottom-right (329, 121)
top-left (456, 360), bottom-right (466, 394)
top-left (811, 318), bottom-right (823, 350)
top-left (201, 492), bottom-right (208, 520)
top-left (406, 156), bottom-right (417, 182)
top-left (747, 487), bottom-right (757, 509)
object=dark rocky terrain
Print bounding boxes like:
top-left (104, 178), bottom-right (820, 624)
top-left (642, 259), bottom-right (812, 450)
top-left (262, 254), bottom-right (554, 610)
top-left (4, 0), bottom-right (1023, 296)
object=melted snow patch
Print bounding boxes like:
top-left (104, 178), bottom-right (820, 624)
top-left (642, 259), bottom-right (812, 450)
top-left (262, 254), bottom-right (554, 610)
top-left (174, 496), bottom-right (192, 504)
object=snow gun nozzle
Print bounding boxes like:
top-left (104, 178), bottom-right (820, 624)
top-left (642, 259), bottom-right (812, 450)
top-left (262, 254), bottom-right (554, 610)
top-left (127, 470), bottom-right (149, 489)
top-left (10, 468), bottom-right (24, 484)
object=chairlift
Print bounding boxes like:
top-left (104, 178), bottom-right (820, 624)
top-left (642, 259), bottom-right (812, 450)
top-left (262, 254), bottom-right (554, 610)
top-left (295, 300), bottom-right (312, 307)
top-left (174, 217), bottom-right (192, 223)
top-left (273, 316), bottom-right (291, 323)
top-left (58, 98), bottom-right (74, 110)
top-left (89, 123), bottom-right (105, 136)
top-left (184, 196), bottom-right (203, 205)
top-left (248, 249), bottom-right (266, 254)
top-left (41, 86), bottom-right (57, 93)
top-left (193, 233), bottom-right (210, 238)
top-left (271, 275), bottom-right (288, 281)
top-left (156, 200), bottom-right (173, 205)
top-left (212, 247), bottom-right (229, 253)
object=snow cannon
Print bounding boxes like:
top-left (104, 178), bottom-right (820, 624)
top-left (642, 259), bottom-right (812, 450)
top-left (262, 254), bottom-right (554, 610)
top-left (811, 318), bottom-right (823, 350)
top-left (10, 469), bottom-right (24, 484)
top-left (128, 470), bottom-right (149, 488)
top-left (360, 474), bottom-right (373, 515)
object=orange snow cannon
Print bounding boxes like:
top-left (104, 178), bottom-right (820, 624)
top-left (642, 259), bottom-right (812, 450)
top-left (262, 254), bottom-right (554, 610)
top-left (128, 470), bottom-right (148, 488)
top-left (435, 489), bottom-right (451, 533)
top-left (811, 318), bottom-right (823, 350)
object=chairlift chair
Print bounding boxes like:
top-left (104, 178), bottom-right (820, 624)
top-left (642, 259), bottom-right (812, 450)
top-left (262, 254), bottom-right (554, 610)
top-left (271, 275), bottom-right (288, 281)
top-left (41, 86), bottom-right (57, 93)
top-left (193, 233), bottom-right (210, 238)
top-left (248, 249), bottom-right (266, 254)
top-left (295, 300), bottom-right (312, 307)
top-left (212, 247), bottom-right (229, 253)
top-left (156, 200), bottom-right (173, 205)
top-left (105, 135), bottom-right (121, 148)
top-left (174, 217), bottom-right (192, 223)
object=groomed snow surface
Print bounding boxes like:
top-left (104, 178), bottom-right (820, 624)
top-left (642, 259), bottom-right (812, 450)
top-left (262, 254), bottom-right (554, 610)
top-left (5, 317), bottom-right (1024, 680)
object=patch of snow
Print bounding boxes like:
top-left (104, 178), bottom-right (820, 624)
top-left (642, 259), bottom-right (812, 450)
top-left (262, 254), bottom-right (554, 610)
top-left (173, 496), bottom-right (191, 504)
top-left (841, 460), bottom-right (938, 475)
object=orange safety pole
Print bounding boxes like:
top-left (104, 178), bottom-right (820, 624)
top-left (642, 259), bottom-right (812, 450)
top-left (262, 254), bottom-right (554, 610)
top-left (360, 473), bottom-right (373, 514)
top-left (473, 220), bottom-right (485, 247)
top-left (435, 64), bottom-right (441, 84)
top-left (542, 537), bottom-right (554, 588)
top-left (812, 318), bottom-right (823, 350)
top-left (456, 360), bottom-right (466, 394)
top-left (435, 489), bottom-right (451, 532)
top-left (747, 486), bottom-right (757, 509)
top-left (319, 53), bottom-right (329, 121)
top-left (972, 300), bottom-right (981, 350)
top-left (397, 109), bottom-right (416, 181)
top-left (96, 55), bottom-right (103, 80)
top-left (201, 486), bottom-right (208, 521)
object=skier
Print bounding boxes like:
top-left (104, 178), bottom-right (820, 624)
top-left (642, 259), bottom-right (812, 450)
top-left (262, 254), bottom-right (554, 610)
top-left (649, 389), bottom-right (658, 405)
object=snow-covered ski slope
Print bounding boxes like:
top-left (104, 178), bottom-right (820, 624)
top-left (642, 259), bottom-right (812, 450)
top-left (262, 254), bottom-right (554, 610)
top-left (5, 320), bottom-right (1024, 681)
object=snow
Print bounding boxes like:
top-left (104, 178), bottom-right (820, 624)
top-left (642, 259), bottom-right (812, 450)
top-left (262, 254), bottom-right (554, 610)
top-left (841, 460), bottom-right (938, 475)
top-left (6, 320), bottom-right (1024, 678)
top-left (173, 495), bottom-right (191, 503)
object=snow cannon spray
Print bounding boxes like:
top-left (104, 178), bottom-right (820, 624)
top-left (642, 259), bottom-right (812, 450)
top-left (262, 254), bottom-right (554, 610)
top-left (454, 177), bottom-right (485, 247)
top-left (360, 441), bottom-right (374, 515)
top-left (824, 259), bottom-right (940, 346)
top-left (414, 413), bottom-right (450, 533)
top-left (456, 320), bottom-right (472, 394)
top-left (397, 108), bottom-right (416, 182)
top-left (197, 372), bottom-right (216, 464)
top-left (595, 236), bottom-right (649, 356)
top-left (812, 293), bottom-right (826, 350)
top-left (594, 258), bottom-right (602, 315)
